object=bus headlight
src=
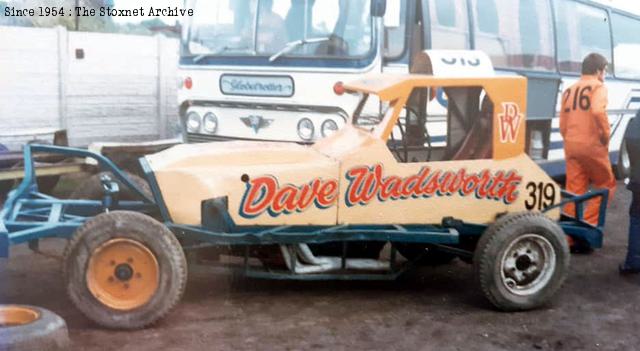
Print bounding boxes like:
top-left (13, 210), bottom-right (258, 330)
top-left (186, 112), bottom-right (201, 133)
top-left (297, 118), bottom-right (314, 141)
top-left (202, 112), bottom-right (218, 134)
top-left (321, 119), bottom-right (338, 138)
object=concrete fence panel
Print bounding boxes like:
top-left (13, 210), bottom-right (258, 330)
top-left (0, 25), bottom-right (179, 149)
top-left (0, 26), bottom-right (61, 149)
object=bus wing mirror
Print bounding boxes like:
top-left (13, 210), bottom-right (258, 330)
top-left (371, 0), bottom-right (386, 17)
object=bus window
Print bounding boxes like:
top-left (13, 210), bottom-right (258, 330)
top-left (311, 0), bottom-right (339, 35)
top-left (185, 0), bottom-right (245, 55)
top-left (519, 0), bottom-right (540, 65)
top-left (474, 0), bottom-right (498, 35)
top-left (384, 0), bottom-right (407, 59)
top-left (471, 0), bottom-right (554, 71)
top-left (612, 13), bottom-right (640, 79)
top-left (555, 1), bottom-right (612, 74)
top-left (185, 0), bottom-right (374, 60)
top-left (430, 0), bottom-right (470, 50)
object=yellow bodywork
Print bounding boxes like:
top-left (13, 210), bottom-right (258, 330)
top-left (344, 74), bottom-right (528, 160)
top-left (145, 75), bottom-right (560, 227)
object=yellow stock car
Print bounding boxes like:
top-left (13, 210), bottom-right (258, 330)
top-left (1, 74), bottom-right (607, 329)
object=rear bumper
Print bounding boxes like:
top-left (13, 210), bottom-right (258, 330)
top-left (544, 189), bottom-right (609, 249)
top-left (560, 220), bottom-right (603, 249)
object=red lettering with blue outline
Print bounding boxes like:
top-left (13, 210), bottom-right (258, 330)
top-left (239, 176), bottom-right (339, 218)
top-left (239, 165), bottom-right (523, 218)
top-left (344, 164), bottom-right (522, 206)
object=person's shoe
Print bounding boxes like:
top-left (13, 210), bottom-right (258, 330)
top-left (619, 263), bottom-right (640, 275)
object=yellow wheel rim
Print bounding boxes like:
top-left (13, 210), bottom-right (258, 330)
top-left (0, 306), bottom-right (40, 327)
top-left (87, 238), bottom-right (159, 311)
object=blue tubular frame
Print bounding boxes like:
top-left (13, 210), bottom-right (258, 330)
top-left (169, 223), bottom-right (461, 246)
top-left (0, 145), bottom-right (157, 257)
top-left (543, 189), bottom-right (609, 248)
top-left (0, 145), bottom-right (607, 269)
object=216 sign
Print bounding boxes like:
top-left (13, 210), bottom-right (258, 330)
top-left (562, 86), bottom-right (592, 112)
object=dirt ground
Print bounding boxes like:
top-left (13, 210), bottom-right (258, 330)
top-left (2, 182), bottom-right (640, 351)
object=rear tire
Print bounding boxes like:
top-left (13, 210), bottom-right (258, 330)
top-left (63, 211), bottom-right (187, 329)
top-left (70, 171), bottom-right (151, 200)
top-left (474, 212), bottom-right (569, 311)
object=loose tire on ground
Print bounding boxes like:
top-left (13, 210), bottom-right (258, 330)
top-left (70, 171), bottom-right (151, 200)
top-left (0, 305), bottom-right (70, 351)
top-left (473, 212), bottom-right (570, 311)
top-left (63, 211), bottom-right (187, 329)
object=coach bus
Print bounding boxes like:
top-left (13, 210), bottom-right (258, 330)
top-left (178, 0), bottom-right (640, 179)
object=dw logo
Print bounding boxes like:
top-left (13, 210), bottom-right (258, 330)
top-left (498, 102), bottom-right (522, 143)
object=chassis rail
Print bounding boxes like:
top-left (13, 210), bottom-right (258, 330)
top-left (0, 145), bottom-right (608, 265)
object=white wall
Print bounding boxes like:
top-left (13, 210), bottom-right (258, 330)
top-left (0, 26), bottom-right (178, 150)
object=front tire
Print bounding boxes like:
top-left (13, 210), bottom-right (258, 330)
top-left (63, 211), bottom-right (187, 329)
top-left (474, 212), bottom-right (569, 311)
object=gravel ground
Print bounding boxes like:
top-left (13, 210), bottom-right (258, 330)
top-left (1, 181), bottom-right (639, 351)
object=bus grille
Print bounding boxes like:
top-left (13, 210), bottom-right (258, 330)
top-left (186, 133), bottom-right (303, 144)
top-left (186, 133), bottom-right (230, 143)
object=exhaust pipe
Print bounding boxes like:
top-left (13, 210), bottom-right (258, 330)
top-left (279, 244), bottom-right (389, 274)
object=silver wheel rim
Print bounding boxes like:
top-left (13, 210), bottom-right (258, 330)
top-left (500, 234), bottom-right (556, 296)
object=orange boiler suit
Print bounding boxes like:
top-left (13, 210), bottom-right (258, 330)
top-left (560, 75), bottom-right (616, 226)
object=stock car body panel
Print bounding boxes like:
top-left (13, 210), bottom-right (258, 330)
top-left (146, 75), bottom-right (561, 228)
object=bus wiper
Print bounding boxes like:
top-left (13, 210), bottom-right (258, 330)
top-left (268, 37), bottom-right (330, 62)
top-left (193, 46), bottom-right (253, 63)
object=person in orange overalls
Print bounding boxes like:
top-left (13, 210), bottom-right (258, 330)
top-left (560, 53), bottom-right (616, 229)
